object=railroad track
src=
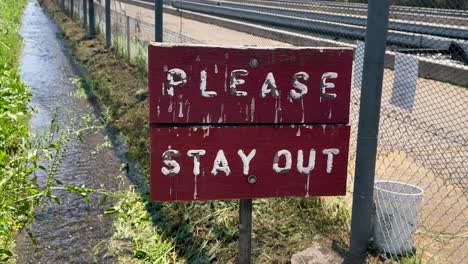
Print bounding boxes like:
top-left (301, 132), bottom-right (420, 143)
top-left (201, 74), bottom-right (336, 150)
top-left (168, 0), bottom-right (467, 62)
top-left (130, 0), bottom-right (467, 64)
top-left (172, 0), bottom-right (468, 38)
top-left (252, 0), bottom-right (468, 19)
top-left (225, 0), bottom-right (468, 25)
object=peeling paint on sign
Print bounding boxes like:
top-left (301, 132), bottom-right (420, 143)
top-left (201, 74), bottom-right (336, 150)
top-left (151, 126), bottom-right (350, 201)
top-left (149, 45), bottom-right (353, 124)
top-left (149, 44), bottom-right (353, 202)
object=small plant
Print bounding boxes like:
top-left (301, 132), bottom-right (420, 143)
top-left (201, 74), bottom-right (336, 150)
top-left (106, 189), bottom-right (181, 263)
top-left (71, 78), bottom-right (87, 99)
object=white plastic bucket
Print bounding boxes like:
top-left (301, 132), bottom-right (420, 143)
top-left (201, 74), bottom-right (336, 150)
top-left (373, 180), bottom-right (424, 255)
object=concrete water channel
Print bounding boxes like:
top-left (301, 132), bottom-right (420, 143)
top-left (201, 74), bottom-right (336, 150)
top-left (15, 1), bottom-right (126, 262)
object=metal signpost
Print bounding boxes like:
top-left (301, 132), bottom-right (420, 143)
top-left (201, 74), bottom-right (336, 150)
top-left (149, 44), bottom-right (353, 263)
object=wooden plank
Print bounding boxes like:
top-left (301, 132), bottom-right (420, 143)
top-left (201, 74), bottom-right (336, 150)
top-left (150, 125), bottom-right (350, 201)
top-left (148, 44), bottom-right (353, 125)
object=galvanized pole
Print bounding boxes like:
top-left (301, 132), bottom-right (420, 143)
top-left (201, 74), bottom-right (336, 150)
top-left (88, 0), bottom-right (95, 37)
top-left (348, 0), bottom-right (391, 263)
top-left (83, 0), bottom-right (87, 28)
top-left (126, 16), bottom-right (131, 62)
top-left (155, 0), bottom-right (163, 42)
top-left (239, 199), bottom-right (252, 264)
top-left (71, 0), bottom-right (74, 19)
top-left (105, 0), bottom-right (111, 48)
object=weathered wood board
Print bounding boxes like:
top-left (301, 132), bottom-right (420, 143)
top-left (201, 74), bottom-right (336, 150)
top-left (149, 43), bottom-right (353, 201)
top-left (149, 44), bottom-right (353, 124)
top-left (150, 125), bottom-right (350, 201)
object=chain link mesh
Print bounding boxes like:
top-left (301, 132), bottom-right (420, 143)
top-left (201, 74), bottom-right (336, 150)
top-left (61, 1), bottom-right (467, 263)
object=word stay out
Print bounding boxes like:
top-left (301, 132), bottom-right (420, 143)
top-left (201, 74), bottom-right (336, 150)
top-left (161, 147), bottom-right (340, 177)
top-left (150, 125), bottom-right (350, 201)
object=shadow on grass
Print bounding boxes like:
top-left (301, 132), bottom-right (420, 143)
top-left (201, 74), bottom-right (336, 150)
top-left (71, 68), bottom-right (221, 262)
top-left (53, 23), bottom-right (232, 264)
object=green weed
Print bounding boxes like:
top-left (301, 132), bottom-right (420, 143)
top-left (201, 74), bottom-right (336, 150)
top-left (71, 77), bottom-right (88, 99)
top-left (107, 189), bottom-right (181, 263)
top-left (0, 0), bottom-right (34, 260)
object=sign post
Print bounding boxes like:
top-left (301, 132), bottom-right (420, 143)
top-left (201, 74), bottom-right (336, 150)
top-left (239, 199), bottom-right (252, 264)
top-left (148, 44), bottom-right (353, 262)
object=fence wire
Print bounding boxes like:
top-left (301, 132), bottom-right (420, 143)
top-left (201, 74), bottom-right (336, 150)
top-left (60, 0), bottom-right (467, 263)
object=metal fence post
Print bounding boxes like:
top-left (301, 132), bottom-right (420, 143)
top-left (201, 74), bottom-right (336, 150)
top-left (88, 0), bottom-right (95, 37)
top-left (126, 15), bottom-right (131, 62)
top-left (83, 0), bottom-right (87, 28)
top-left (105, 0), bottom-right (111, 48)
top-left (348, 0), bottom-right (391, 262)
top-left (155, 0), bottom-right (163, 42)
top-left (70, 0), bottom-right (74, 20)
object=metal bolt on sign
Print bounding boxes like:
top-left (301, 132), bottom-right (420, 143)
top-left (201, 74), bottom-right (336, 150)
top-left (247, 175), bottom-right (257, 184)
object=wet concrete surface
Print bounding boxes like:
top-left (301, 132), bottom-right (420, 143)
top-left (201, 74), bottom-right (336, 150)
top-left (16, 1), bottom-right (124, 263)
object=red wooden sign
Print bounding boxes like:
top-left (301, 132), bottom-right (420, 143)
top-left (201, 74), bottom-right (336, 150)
top-left (149, 44), bottom-right (353, 202)
top-left (148, 44), bottom-right (353, 124)
top-left (150, 125), bottom-right (350, 201)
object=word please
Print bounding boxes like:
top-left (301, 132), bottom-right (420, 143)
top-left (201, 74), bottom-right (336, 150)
top-left (165, 68), bottom-right (339, 99)
top-left (161, 148), bottom-right (340, 176)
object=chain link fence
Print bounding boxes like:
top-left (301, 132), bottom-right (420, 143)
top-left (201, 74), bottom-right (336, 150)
top-left (59, 0), bottom-right (467, 263)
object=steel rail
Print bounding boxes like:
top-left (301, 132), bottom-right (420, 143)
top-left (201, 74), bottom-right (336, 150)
top-left (171, 0), bottom-right (468, 54)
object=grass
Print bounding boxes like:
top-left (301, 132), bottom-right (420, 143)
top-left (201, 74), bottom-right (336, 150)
top-left (41, 1), bottom-right (428, 263)
top-left (0, 0), bottom-right (35, 261)
top-left (107, 189), bottom-right (181, 263)
top-left (0, 1), bottom-right (87, 262)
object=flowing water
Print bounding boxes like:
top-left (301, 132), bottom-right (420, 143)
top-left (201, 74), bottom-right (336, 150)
top-left (15, 1), bottom-right (125, 262)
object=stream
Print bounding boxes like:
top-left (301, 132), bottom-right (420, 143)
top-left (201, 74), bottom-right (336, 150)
top-left (15, 1), bottom-right (125, 262)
